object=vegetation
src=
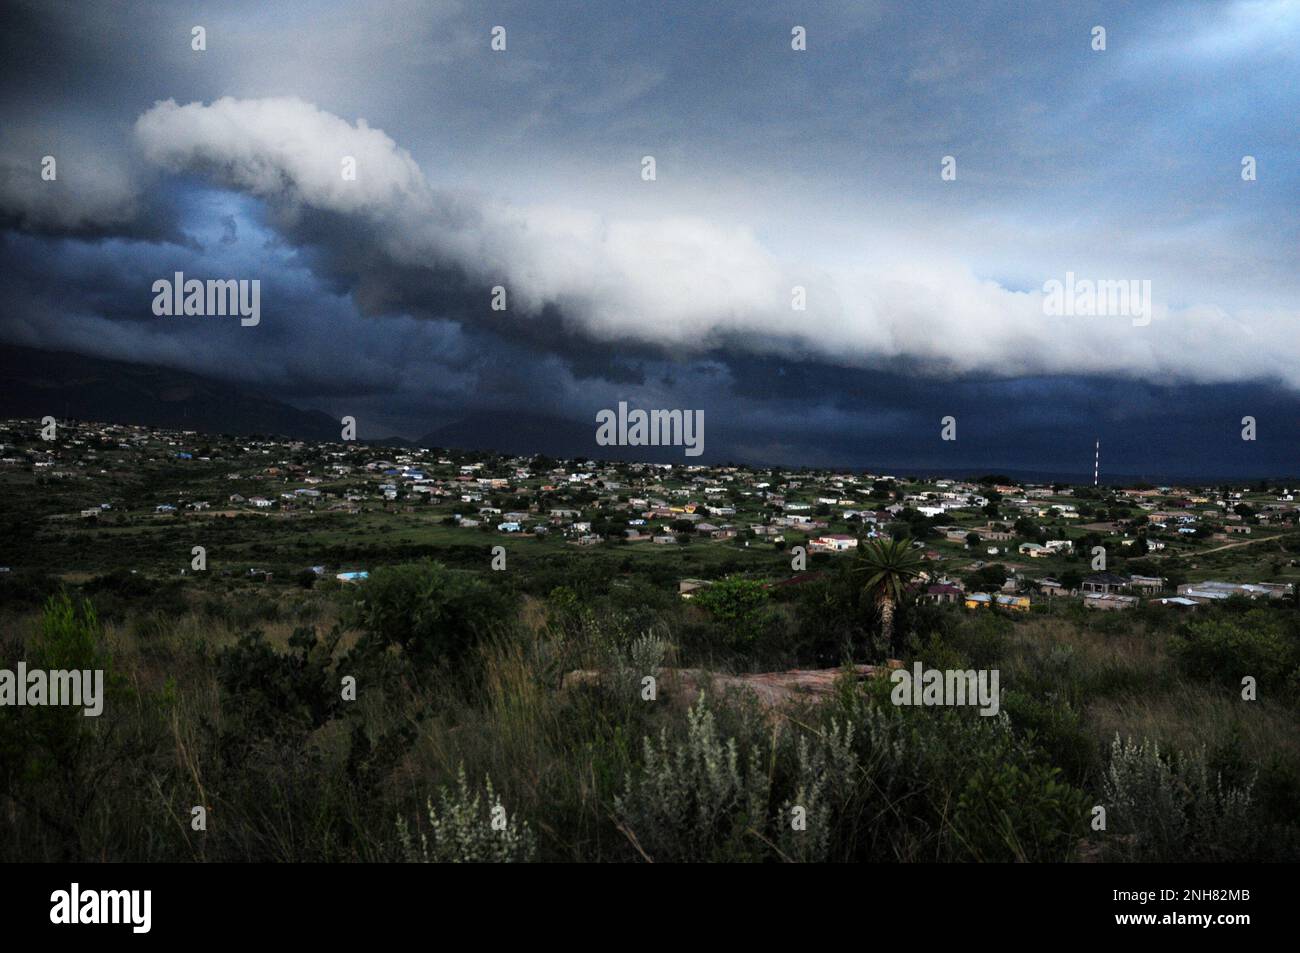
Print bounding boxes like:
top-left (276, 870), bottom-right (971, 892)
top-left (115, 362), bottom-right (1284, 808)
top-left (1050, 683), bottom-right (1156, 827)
top-left (2, 421), bottom-right (1297, 862)
top-left (3, 558), bottom-right (1297, 863)
top-left (852, 537), bottom-right (924, 655)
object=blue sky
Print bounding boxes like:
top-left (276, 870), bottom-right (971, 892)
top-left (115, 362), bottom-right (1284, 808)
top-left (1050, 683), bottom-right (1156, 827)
top-left (1, 0), bottom-right (1298, 476)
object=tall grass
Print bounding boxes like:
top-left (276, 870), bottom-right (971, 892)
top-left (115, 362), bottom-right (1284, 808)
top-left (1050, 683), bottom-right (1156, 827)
top-left (2, 575), bottom-right (1297, 862)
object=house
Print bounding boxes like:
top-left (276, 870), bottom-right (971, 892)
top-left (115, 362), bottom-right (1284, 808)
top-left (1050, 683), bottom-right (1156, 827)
top-left (811, 534), bottom-right (858, 552)
top-left (1257, 582), bottom-right (1295, 598)
top-left (1082, 572), bottom-right (1129, 596)
top-left (1083, 592), bottom-right (1139, 611)
top-left (926, 583), bottom-right (962, 605)
top-left (497, 521), bottom-right (523, 533)
top-left (1127, 574), bottom-right (1165, 593)
top-left (679, 579), bottom-right (711, 599)
top-left (1177, 581), bottom-right (1276, 601)
top-left (1036, 577), bottom-right (1072, 597)
top-left (964, 592), bottom-right (1030, 612)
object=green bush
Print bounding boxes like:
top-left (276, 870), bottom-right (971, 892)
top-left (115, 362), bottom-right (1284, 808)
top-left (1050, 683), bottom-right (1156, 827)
top-left (818, 686), bottom-right (1090, 862)
top-left (953, 758), bottom-right (1090, 862)
top-left (32, 591), bottom-right (109, 672)
top-left (691, 577), bottom-right (776, 648)
top-left (1001, 690), bottom-right (1100, 787)
top-left (351, 560), bottom-right (514, 669)
top-left (1168, 610), bottom-right (1298, 694)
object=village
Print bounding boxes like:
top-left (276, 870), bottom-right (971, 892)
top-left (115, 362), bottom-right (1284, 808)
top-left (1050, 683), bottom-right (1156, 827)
top-left (3, 416), bottom-right (1296, 614)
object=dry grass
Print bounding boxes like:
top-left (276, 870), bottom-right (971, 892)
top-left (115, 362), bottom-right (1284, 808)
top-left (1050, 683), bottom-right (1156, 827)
top-left (1002, 614), bottom-right (1300, 773)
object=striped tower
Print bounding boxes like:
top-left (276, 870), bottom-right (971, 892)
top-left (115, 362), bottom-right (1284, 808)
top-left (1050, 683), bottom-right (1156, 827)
top-left (1093, 440), bottom-right (1099, 487)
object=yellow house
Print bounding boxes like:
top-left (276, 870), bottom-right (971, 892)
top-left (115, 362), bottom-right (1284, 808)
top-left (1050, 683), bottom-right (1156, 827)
top-left (964, 593), bottom-right (1030, 612)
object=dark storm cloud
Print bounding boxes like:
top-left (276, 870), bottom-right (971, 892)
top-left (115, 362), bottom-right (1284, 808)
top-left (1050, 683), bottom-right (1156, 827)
top-left (0, 1), bottom-right (1297, 477)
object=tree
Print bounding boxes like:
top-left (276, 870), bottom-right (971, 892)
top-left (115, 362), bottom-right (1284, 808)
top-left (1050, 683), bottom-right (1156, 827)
top-left (965, 563), bottom-right (1011, 592)
top-left (692, 577), bottom-right (774, 647)
top-left (350, 560), bottom-right (513, 670)
top-left (852, 537), bottom-right (923, 656)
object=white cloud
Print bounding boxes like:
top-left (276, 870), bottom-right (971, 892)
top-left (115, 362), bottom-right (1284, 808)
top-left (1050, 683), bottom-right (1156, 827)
top-left (133, 96), bottom-right (1300, 388)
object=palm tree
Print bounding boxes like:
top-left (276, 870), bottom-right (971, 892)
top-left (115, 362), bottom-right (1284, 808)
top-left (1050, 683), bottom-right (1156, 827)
top-left (853, 536), bottom-right (924, 655)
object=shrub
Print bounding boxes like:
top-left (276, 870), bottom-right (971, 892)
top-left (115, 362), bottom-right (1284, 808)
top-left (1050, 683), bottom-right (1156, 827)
top-left (775, 721), bottom-right (857, 863)
top-left (818, 685), bottom-right (1090, 862)
top-left (32, 591), bottom-right (109, 672)
top-left (351, 560), bottom-right (514, 669)
top-left (1001, 690), bottom-right (1099, 787)
top-left (1102, 735), bottom-right (1262, 861)
top-left (398, 767), bottom-right (536, 863)
top-left (1168, 611), bottom-right (1297, 693)
top-left (691, 577), bottom-right (775, 648)
top-left (613, 693), bottom-right (769, 862)
top-left (606, 631), bottom-right (667, 697)
top-left (953, 758), bottom-right (1090, 862)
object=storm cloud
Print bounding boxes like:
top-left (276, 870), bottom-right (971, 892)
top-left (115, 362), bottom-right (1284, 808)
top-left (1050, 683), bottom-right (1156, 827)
top-left (1, 0), bottom-right (1297, 476)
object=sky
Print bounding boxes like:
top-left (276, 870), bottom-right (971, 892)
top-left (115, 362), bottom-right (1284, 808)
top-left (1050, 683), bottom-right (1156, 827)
top-left (1, 0), bottom-right (1298, 479)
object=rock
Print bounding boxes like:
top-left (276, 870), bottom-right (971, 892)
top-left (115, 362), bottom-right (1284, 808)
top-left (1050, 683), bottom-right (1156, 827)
top-left (562, 663), bottom-right (896, 710)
